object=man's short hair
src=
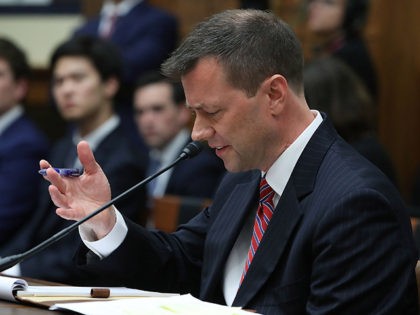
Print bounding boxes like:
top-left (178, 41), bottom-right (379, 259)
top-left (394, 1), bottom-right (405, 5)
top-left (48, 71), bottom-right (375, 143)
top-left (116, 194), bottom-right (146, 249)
top-left (162, 9), bottom-right (304, 96)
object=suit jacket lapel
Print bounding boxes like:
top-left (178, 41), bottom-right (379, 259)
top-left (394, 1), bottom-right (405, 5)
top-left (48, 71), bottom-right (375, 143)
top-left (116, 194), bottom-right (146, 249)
top-left (233, 182), bottom-right (303, 306)
top-left (200, 173), bottom-right (260, 301)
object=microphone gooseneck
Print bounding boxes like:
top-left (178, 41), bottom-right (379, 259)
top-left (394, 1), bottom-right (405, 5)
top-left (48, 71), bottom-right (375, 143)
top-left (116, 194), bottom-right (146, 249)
top-left (0, 141), bottom-right (203, 272)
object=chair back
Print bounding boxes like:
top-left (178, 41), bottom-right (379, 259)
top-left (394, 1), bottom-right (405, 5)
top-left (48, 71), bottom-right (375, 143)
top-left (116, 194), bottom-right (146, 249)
top-left (151, 195), bottom-right (211, 232)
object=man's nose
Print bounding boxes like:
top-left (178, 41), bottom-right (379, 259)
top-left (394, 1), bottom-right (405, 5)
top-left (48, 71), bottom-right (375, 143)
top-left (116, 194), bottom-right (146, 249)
top-left (191, 115), bottom-right (214, 142)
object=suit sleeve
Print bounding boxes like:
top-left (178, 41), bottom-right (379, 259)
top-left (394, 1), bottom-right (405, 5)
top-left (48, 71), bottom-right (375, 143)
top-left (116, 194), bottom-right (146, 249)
top-left (75, 206), bottom-right (210, 295)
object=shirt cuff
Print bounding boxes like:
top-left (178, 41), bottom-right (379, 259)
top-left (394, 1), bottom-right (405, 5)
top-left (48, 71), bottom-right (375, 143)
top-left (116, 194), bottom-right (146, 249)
top-left (79, 208), bottom-right (128, 259)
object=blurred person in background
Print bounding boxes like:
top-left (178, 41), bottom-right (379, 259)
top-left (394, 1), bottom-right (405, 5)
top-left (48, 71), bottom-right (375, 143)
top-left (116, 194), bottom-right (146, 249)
top-left (73, 0), bottom-right (179, 150)
top-left (304, 56), bottom-right (396, 184)
top-left (133, 70), bottom-right (225, 204)
top-left (0, 37), bottom-right (49, 247)
top-left (0, 36), bottom-right (148, 285)
top-left (306, 0), bottom-right (377, 99)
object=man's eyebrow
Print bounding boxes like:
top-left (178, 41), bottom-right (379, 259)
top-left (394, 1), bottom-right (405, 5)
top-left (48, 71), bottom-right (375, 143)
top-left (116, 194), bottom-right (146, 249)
top-left (185, 102), bottom-right (203, 110)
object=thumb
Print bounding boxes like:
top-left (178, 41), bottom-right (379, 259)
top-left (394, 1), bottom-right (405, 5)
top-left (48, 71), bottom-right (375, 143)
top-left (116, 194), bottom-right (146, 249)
top-left (77, 141), bottom-right (100, 174)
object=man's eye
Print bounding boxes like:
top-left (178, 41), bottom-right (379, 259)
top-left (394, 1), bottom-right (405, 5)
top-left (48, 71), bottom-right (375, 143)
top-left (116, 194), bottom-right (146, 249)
top-left (151, 105), bottom-right (165, 113)
top-left (73, 74), bottom-right (86, 82)
top-left (208, 110), bottom-right (220, 116)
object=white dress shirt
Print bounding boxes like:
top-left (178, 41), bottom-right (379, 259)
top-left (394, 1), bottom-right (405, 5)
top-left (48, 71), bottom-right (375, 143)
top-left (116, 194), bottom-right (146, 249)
top-left (0, 105), bottom-right (24, 136)
top-left (70, 115), bottom-right (120, 168)
top-left (148, 129), bottom-right (190, 197)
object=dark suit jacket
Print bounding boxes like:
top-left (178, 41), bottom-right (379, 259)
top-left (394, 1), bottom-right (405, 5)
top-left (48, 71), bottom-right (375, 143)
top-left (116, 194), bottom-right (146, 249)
top-left (164, 140), bottom-right (226, 199)
top-left (0, 113), bottom-right (49, 246)
top-left (0, 125), bottom-right (148, 285)
top-left (76, 117), bottom-right (418, 314)
top-left (73, 0), bottom-right (178, 87)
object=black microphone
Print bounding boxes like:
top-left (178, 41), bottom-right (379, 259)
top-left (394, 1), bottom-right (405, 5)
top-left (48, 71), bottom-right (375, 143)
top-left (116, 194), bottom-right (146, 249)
top-left (0, 141), bottom-right (203, 272)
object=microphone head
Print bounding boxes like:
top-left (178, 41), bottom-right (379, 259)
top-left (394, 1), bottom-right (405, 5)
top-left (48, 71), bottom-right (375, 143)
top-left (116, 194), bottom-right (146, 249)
top-left (180, 141), bottom-right (203, 159)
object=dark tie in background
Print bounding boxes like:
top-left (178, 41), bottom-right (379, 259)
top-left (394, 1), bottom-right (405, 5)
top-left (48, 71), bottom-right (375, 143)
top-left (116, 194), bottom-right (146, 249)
top-left (241, 177), bottom-right (275, 283)
top-left (101, 10), bottom-right (118, 38)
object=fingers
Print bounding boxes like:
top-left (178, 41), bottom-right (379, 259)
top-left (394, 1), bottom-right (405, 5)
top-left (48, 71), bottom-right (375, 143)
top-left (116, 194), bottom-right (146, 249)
top-left (50, 185), bottom-right (82, 221)
top-left (48, 184), bottom-right (68, 209)
top-left (46, 167), bottom-right (67, 194)
top-left (39, 159), bottom-right (51, 169)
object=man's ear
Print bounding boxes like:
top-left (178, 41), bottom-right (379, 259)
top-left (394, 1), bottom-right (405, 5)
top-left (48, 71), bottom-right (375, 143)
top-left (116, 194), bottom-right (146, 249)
top-left (261, 74), bottom-right (288, 115)
top-left (104, 77), bottom-right (120, 98)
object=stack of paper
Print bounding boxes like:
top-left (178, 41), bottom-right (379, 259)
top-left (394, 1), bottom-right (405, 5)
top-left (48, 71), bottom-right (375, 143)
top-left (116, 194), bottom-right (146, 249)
top-left (51, 294), bottom-right (261, 315)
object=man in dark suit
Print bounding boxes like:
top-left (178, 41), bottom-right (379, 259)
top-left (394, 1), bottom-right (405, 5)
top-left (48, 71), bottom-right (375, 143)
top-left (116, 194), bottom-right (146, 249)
top-left (133, 71), bottom-right (225, 200)
top-left (42, 10), bottom-right (418, 314)
top-left (0, 36), bottom-right (148, 285)
top-left (0, 37), bottom-right (49, 247)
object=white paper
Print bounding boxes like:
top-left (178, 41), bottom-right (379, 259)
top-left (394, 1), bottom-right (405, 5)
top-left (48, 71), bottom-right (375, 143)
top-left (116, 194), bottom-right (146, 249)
top-left (50, 294), bottom-right (261, 315)
top-left (0, 275), bottom-right (28, 301)
top-left (0, 275), bottom-right (177, 302)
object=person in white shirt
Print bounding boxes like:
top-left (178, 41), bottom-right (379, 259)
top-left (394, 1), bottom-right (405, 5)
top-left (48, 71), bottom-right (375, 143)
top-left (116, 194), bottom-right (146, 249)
top-left (133, 70), bottom-right (225, 202)
top-left (73, 0), bottom-right (179, 150)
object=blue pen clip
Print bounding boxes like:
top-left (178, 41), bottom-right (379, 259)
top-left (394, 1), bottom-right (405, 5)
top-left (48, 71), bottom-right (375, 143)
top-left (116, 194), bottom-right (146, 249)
top-left (38, 168), bottom-right (83, 177)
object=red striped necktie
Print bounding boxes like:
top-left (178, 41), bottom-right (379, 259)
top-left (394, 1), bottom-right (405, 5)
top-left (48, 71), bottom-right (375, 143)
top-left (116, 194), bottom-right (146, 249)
top-left (241, 177), bottom-right (275, 283)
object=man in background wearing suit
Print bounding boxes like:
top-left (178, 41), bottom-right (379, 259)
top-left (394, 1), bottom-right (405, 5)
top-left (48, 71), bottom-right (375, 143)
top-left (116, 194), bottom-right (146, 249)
top-left (1, 36), bottom-right (148, 285)
top-left (73, 0), bottom-right (179, 150)
top-left (42, 10), bottom-right (418, 314)
top-left (0, 37), bottom-right (49, 247)
top-left (133, 71), bottom-right (225, 201)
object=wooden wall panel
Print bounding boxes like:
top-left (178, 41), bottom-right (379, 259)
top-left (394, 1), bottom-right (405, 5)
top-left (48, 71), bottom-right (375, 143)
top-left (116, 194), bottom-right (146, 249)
top-left (366, 0), bottom-right (420, 199)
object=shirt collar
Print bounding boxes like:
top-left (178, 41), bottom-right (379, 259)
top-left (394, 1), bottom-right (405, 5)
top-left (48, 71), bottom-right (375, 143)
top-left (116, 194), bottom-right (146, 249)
top-left (0, 105), bottom-right (24, 135)
top-left (149, 129), bottom-right (190, 165)
top-left (101, 0), bottom-right (143, 17)
top-left (72, 114), bottom-right (120, 151)
top-left (265, 110), bottom-right (323, 197)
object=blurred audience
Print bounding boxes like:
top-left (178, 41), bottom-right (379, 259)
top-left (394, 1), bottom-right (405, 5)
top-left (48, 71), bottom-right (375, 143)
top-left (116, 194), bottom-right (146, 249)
top-left (73, 0), bottom-right (179, 149)
top-left (304, 57), bottom-right (396, 184)
top-left (306, 0), bottom-right (377, 99)
top-left (0, 37), bottom-right (49, 247)
top-left (133, 70), bottom-right (226, 202)
top-left (1, 36), bottom-right (148, 285)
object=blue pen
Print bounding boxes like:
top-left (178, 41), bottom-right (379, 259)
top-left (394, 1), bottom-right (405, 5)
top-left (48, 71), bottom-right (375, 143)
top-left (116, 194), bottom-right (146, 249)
top-left (38, 168), bottom-right (83, 177)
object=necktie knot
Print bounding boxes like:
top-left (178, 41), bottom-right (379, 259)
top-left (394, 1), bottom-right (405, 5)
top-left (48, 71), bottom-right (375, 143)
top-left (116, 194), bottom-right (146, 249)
top-left (258, 177), bottom-right (275, 216)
